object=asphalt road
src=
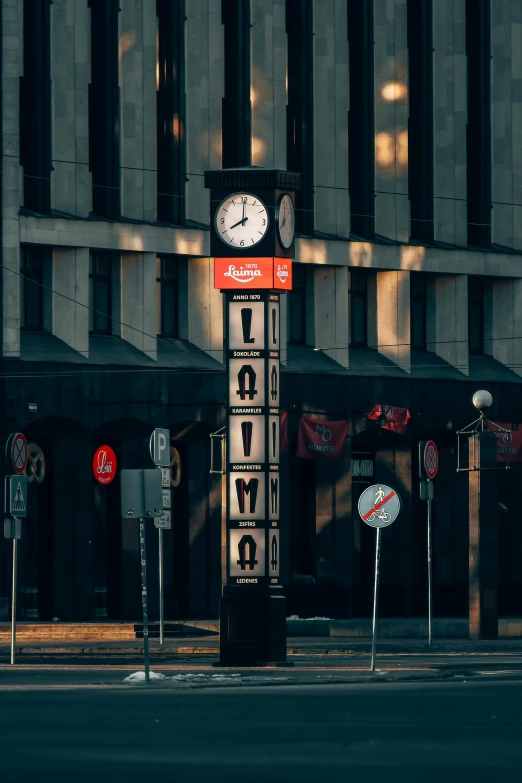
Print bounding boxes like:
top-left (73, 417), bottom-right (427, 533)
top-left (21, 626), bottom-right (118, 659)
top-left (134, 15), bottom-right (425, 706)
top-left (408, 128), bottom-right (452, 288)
top-left (0, 677), bottom-right (521, 782)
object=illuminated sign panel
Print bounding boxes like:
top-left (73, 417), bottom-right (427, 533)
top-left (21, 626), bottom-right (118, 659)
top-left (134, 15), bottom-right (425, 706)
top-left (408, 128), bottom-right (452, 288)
top-left (215, 258), bottom-right (293, 291)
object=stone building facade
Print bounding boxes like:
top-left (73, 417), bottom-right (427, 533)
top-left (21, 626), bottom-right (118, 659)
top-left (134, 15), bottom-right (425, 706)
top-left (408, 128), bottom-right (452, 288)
top-left (1, 0), bottom-right (522, 621)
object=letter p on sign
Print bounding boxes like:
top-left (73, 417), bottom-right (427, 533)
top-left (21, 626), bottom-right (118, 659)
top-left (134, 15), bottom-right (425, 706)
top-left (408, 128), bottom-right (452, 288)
top-left (150, 428), bottom-right (171, 467)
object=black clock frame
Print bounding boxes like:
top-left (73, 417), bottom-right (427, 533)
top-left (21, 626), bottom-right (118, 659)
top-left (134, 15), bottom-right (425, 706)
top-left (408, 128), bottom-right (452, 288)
top-left (204, 168), bottom-right (301, 259)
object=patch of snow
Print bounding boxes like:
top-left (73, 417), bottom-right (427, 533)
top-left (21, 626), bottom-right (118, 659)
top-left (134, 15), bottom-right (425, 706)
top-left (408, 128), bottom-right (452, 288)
top-left (287, 615), bottom-right (331, 621)
top-left (124, 671), bottom-right (166, 683)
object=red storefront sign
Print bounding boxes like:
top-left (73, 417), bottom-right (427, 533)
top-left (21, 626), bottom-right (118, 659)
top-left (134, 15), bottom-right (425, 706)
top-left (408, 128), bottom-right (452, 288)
top-left (366, 404), bottom-right (411, 435)
top-left (93, 445), bottom-right (117, 485)
top-left (496, 423), bottom-right (522, 463)
top-left (214, 258), bottom-right (293, 290)
top-left (296, 416), bottom-right (348, 460)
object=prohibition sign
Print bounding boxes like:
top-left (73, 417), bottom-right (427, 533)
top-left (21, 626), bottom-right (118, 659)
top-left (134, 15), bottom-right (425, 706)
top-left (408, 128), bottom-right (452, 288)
top-left (6, 432), bottom-right (28, 475)
top-left (424, 440), bottom-right (438, 480)
top-left (357, 484), bottom-right (401, 528)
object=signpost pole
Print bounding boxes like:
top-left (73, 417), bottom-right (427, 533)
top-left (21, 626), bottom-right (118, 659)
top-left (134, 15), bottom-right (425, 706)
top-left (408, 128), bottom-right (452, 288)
top-left (158, 527), bottom-right (164, 646)
top-left (370, 527), bottom-right (381, 672)
top-left (10, 536), bottom-right (17, 665)
top-left (139, 518), bottom-right (150, 683)
top-left (427, 481), bottom-right (433, 647)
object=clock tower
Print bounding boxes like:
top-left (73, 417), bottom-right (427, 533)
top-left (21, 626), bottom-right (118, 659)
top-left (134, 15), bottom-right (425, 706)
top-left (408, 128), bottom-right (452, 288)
top-left (205, 167), bottom-right (300, 667)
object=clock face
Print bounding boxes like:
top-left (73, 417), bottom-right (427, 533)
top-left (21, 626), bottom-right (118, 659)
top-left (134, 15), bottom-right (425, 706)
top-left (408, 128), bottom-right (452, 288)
top-left (215, 193), bottom-right (269, 249)
top-left (277, 194), bottom-right (295, 249)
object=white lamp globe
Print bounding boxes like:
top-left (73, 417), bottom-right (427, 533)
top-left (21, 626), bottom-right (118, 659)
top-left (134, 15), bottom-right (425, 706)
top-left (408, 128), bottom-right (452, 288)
top-left (472, 390), bottom-right (493, 410)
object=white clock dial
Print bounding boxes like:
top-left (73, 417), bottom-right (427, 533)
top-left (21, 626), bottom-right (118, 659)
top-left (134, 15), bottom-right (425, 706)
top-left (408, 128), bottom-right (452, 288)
top-left (215, 193), bottom-right (269, 249)
top-left (277, 194), bottom-right (295, 249)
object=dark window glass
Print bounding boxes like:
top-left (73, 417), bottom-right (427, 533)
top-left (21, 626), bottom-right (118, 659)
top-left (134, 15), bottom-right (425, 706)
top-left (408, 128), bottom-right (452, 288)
top-left (20, 0), bottom-right (51, 213)
top-left (221, 0), bottom-right (251, 167)
top-left (156, 257), bottom-right (179, 337)
top-left (288, 264), bottom-right (306, 345)
top-left (349, 269), bottom-right (368, 347)
top-left (407, 0), bottom-right (434, 243)
top-left (157, 0), bottom-right (186, 223)
top-left (88, 0), bottom-right (120, 219)
top-left (466, 0), bottom-right (491, 248)
top-left (20, 247), bottom-right (46, 330)
top-left (348, 0), bottom-right (374, 239)
top-left (286, 0), bottom-right (314, 236)
top-left (410, 272), bottom-right (427, 350)
top-left (468, 276), bottom-right (484, 355)
top-left (89, 252), bottom-right (112, 334)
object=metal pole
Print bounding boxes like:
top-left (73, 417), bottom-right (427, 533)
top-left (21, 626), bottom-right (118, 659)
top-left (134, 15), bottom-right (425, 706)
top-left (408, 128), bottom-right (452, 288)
top-left (139, 519), bottom-right (150, 683)
top-left (158, 527), bottom-right (164, 646)
top-left (11, 537), bottom-right (17, 665)
top-left (370, 527), bottom-right (382, 672)
top-left (427, 485), bottom-right (433, 647)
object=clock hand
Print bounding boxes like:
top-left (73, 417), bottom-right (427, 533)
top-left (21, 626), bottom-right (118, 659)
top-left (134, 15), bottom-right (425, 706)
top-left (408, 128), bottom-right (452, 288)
top-left (230, 216), bottom-right (249, 229)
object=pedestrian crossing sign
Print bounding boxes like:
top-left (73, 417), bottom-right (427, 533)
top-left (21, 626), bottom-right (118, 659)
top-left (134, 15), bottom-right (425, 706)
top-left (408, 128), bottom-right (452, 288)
top-left (6, 475), bottom-right (28, 518)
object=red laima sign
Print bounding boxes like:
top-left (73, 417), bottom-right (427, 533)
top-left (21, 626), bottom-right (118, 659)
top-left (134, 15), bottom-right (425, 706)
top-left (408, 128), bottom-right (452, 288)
top-left (93, 445), bottom-right (117, 485)
top-left (214, 258), bottom-right (292, 290)
top-left (297, 416), bottom-right (348, 460)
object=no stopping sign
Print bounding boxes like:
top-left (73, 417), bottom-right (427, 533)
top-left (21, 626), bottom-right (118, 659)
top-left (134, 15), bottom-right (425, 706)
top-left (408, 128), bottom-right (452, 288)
top-left (424, 440), bottom-right (438, 480)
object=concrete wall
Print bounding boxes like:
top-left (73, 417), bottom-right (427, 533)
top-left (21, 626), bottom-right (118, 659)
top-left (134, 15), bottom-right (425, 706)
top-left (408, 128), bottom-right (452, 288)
top-left (376, 270), bottom-right (410, 371)
top-left (187, 257), bottom-right (223, 363)
top-left (120, 252), bottom-right (156, 358)
top-left (52, 247), bottom-right (89, 356)
top-left (491, 0), bottom-right (522, 250)
top-left (120, 0), bottom-right (157, 222)
top-left (185, 0), bottom-right (223, 226)
top-left (374, 0), bottom-right (409, 242)
top-left (427, 274), bottom-right (469, 375)
top-left (251, 0), bottom-right (286, 169)
top-left (50, 0), bottom-right (91, 217)
top-left (484, 278), bottom-right (522, 378)
top-left (2, 0), bottom-right (22, 358)
top-left (314, 0), bottom-right (349, 238)
top-left (433, 0), bottom-right (467, 245)
top-left (313, 266), bottom-right (349, 367)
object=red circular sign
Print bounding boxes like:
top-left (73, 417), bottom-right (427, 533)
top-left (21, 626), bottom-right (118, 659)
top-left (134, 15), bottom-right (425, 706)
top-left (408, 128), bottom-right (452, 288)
top-left (93, 445), bottom-right (117, 485)
top-left (8, 432), bottom-right (28, 475)
top-left (424, 440), bottom-right (438, 480)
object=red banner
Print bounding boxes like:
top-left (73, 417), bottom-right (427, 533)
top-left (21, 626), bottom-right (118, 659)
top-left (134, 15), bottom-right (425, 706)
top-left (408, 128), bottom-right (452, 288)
top-left (297, 416), bottom-right (348, 460)
top-left (496, 422), bottom-right (522, 463)
top-left (280, 410), bottom-right (289, 453)
top-left (366, 404), bottom-right (411, 435)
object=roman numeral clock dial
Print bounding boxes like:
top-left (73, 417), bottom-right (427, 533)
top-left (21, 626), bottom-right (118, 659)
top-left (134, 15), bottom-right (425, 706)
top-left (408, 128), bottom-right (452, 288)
top-left (215, 193), bottom-right (269, 248)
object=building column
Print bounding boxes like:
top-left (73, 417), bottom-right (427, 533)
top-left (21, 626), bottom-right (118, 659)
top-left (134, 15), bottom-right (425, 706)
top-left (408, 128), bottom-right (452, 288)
top-left (186, 257), bottom-right (223, 364)
top-left (314, 0), bottom-right (349, 238)
top-left (51, 0), bottom-right (91, 217)
top-left (121, 252), bottom-right (157, 360)
top-left (313, 266), bottom-right (349, 367)
top-left (484, 278), bottom-right (522, 377)
top-left (251, 0), bottom-right (286, 169)
top-left (375, 270), bottom-right (410, 372)
top-left (120, 0), bottom-right (157, 222)
top-left (186, 0), bottom-right (223, 225)
top-left (52, 248), bottom-right (89, 357)
top-left (374, 0), bottom-right (409, 242)
top-left (433, 0), bottom-right (467, 245)
top-left (427, 274), bottom-right (469, 375)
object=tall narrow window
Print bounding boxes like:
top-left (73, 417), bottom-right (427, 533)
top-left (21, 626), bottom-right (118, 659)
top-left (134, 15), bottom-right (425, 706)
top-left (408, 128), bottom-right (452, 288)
top-left (20, 247), bottom-right (46, 330)
top-left (221, 0), bottom-right (251, 168)
top-left (20, 0), bottom-right (51, 213)
top-left (286, 0), bottom-right (314, 236)
top-left (466, 0), bottom-right (491, 248)
top-left (157, 0), bottom-right (185, 224)
top-left (288, 264), bottom-right (307, 345)
top-left (407, 0), bottom-right (434, 243)
top-left (156, 257), bottom-right (179, 337)
top-left (410, 272), bottom-right (427, 350)
top-left (89, 252), bottom-right (113, 334)
top-left (349, 269), bottom-right (368, 347)
top-left (468, 276), bottom-right (484, 355)
top-left (88, 0), bottom-right (120, 219)
top-left (348, 0), bottom-right (374, 239)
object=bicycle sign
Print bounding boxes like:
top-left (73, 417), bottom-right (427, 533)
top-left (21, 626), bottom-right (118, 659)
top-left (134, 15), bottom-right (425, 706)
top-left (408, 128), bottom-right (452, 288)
top-left (358, 484), bottom-right (401, 528)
